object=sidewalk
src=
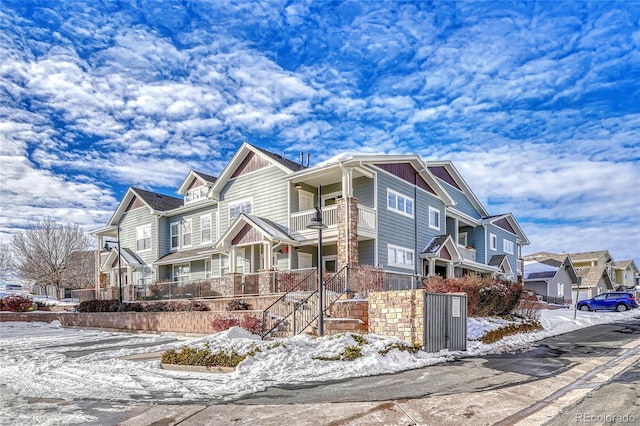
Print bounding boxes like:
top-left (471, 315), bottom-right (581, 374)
top-left (119, 338), bottom-right (640, 425)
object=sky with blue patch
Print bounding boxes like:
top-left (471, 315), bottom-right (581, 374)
top-left (1, 1), bottom-right (638, 262)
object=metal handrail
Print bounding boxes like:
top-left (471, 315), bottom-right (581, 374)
top-left (260, 269), bottom-right (317, 338)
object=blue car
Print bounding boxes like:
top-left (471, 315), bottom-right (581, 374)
top-left (577, 292), bottom-right (638, 312)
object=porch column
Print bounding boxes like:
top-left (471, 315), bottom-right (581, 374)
top-left (341, 167), bottom-right (354, 198)
top-left (428, 259), bottom-right (436, 277)
top-left (263, 242), bottom-right (272, 269)
top-left (230, 246), bottom-right (237, 273)
top-left (337, 196), bottom-right (359, 269)
top-left (447, 262), bottom-right (454, 278)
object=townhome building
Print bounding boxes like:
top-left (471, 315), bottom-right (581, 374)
top-left (91, 143), bottom-right (529, 300)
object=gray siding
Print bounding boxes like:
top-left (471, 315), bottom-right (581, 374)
top-left (440, 180), bottom-right (483, 219)
top-left (376, 170), bottom-right (445, 273)
top-left (119, 206), bottom-right (155, 265)
top-left (359, 239), bottom-right (375, 266)
top-left (220, 165), bottom-right (289, 232)
top-left (353, 176), bottom-right (374, 208)
top-left (487, 224), bottom-right (518, 273)
top-left (463, 226), bottom-right (486, 264)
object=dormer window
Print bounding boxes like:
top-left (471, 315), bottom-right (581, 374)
top-left (185, 186), bottom-right (208, 204)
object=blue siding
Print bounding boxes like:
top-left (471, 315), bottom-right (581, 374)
top-left (487, 224), bottom-right (518, 273)
top-left (376, 170), bottom-right (445, 273)
top-left (463, 225), bottom-right (486, 264)
top-left (353, 176), bottom-right (374, 208)
top-left (439, 180), bottom-right (483, 219)
top-left (359, 240), bottom-right (375, 265)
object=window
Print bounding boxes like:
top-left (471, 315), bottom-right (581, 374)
top-left (429, 207), bottom-right (440, 230)
top-left (204, 260), bottom-right (211, 279)
top-left (137, 267), bottom-right (152, 286)
top-left (220, 254), bottom-right (229, 276)
top-left (173, 264), bottom-right (190, 284)
top-left (201, 215), bottom-right (212, 244)
top-left (490, 233), bottom-right (497, 251)
top-left (387, 189), bottom-right (414, 217)
top-left (557, 283), bottom-right (564, 297)
top-left (458, 232), bottom-right (467, 247)
top-left (185, 186), bottom-right (208, 203)
top-left (503, 239), bottom-right (514, 255)
top-left (136, 225), bottom-right (151, 251)
top-left (388, 245), bottom-right (415, 269)
top-left (170, 222), bottom-right (179, 250)
top-left (229, 198), bottom-right (253, 221)
top-left (181, 219), bottom-right (192, 247)
top-left (323, 255), bottom-right (338, 273)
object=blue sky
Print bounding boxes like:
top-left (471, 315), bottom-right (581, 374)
top-left (0, 1), bottom-right (638, 262)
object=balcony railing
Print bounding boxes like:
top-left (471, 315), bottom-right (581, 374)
top-left (457, 245), bottom-right (476, 262)
top-left (290, 204), bottom-right (376, 233)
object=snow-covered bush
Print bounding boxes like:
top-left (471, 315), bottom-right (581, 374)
top-left (0, 294), bottom-right (33, 312)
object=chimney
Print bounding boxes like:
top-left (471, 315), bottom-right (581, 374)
top-left (306, 153), bottom-right (310, 167)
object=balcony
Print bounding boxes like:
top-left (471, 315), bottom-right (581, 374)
top-left (457, 245), bottom-right (476, 262)
top-left (290, 204), bottom-right (376, 237)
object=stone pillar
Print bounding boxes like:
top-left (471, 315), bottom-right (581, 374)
top-left (337, 196), bottom-right (359, 269)
top-left (224, 272), bottom-right (243, 297)
top-left (258, 270), bottom-right (274, 295)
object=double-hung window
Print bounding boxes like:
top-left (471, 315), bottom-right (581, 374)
top-left (229, 198), bottom-right (253, 221)
top-left (490, 233), bottom-right (497, 251)
top-left (170, 222), bottom-right (180, 250)
top-left (387, 189), bottom-right (413, 217)
top-left (173, 263), bottom-right (190, 284)
top-left (181, 219), bottom-right (192, 247)
top-left (201, 215), bottom-right (212, 244)
top-left (388, 245), bottom-right (414, 270)
top-left (503, 239), bottom-right (514, 255)
top-left (428, 206), bottom-right (441, 230)
top-left (136, 225), bottom-right (151, 251)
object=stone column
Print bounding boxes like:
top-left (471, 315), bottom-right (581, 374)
top-left (258, 270), bottom-right (274, 295)
top-left (337, 196), bottom-right (359, 269)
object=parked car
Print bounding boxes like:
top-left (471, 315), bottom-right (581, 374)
top-left (577, 292), bottom-right (638, 312)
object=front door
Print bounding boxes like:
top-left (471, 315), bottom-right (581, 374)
top-left (298, 252), bottom-right (312, 269)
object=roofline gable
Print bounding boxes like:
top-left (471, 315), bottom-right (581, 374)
top-left (484, 213), bottom-right (530, 245)
top-left (108, 188), bottom-right (154, 226)
top-left (177, 170), bottom-right (217, 195)
top-left (427, 161), bottom-right (489, 217)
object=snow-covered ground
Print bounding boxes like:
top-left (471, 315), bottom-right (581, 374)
top-left (1, 308), bottom-right (639, 425)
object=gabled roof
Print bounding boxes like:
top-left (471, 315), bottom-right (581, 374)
top-left (215, 214), bottom-right (297, 251)
top-left (568, 250), bottom-right (612, 262)
top-left (483, 213), bottom-right (530, 245)
top-left (420, 235), bottom-right (463, 262)
top-left (209, 142), bottom-right (305, 200)
top-left (107, 187), bottom-right (183, 226)
top-left (288, 153), bottom-right (456, 207)
top-left (488, 254), bottom-right (514, 276)
top-left (614, 260), bottom-right (639, 272)
top-left (576, 265), bottom-right (613, 289)
top-left (155, 247), bottom-right (214, 266)
top-left (523, 261), bottom-right (559, 281)
top-left (101, 247), bottom-right (143, 270)
top-left (427, 161), bottom-right (489, 217)
top-left (177, 170), bottom-right (218, 196)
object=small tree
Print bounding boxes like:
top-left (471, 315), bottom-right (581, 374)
top-left (0, 243), bottom-right (13, 282)
top-left (11, 217), bottom-right (93, 299)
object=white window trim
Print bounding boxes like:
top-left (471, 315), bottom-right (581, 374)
top-left (490, 233), bottom-right (497, 251)
top-left (170, 222), bottom-right (180, 251)
top-left (200, 214), bottom-right (212, 244)
top-left (220, 254), bottom-right (229, 276)
top-left (557, 283), bottom-right (564, 297)
top-left (173, 263), bottom-right (191, 282)
top-left (229, 197), bottom-right (253, 222)
top-left (181, 218), bottom-right (193, 248)
top-left (135, 224), bottom-right (151, 253)
top-left (323, 255), bottom-right (338, 272)
top-left (387, 244), bottom-right (415, 270)
top-left (458, 232), bottom-right (468, 247)
top-left (503, 238), bottom-right (514, 255)
top-left (428, 206), bottom-right (441, 230)
top-left (321, 191), bottom-right (342, 207)
top-left (387, 189), bottom-right (414, 218)
top-left (185, 185), bottom-right (208, 204)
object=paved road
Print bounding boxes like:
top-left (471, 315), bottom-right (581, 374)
top-left (231, 319), bottom-right (640, 406)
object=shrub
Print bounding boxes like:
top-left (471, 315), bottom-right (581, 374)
top-left (513, 290), bottom-right (544, 321)
top-left (227, 299), bottom-right (252, 311)
top-left (0, 295), bottom-right (33, 312)
top-left (144, 301), bottom-right (209, 312)
top-left (77, 300), bottom-right (143, 313)
top-left (161, 346), bottom-right (246, 367)
top-left (240, 315), bottom-right (263, 335)
top-left (422, 275), bottom-right (523, 317)
top-left (211, 317), bottom-right (240, 332)
top-left (211, 315), bottom-right (264, 335)
top-left (479, 321), bottom-right (543, 344)
top-left (351, 265), bottom-right (385, 298)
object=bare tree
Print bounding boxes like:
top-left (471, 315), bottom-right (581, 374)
top-left (0, 243), bottom-right (13, 282)
top-left (11, 217), bottom-right (93, 299)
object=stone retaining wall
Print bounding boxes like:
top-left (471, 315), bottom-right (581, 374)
top-left (368, 289), bottom-right (424, 344)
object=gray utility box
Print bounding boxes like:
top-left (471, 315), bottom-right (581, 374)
top-left (423, 293), bottom-right (467, 352)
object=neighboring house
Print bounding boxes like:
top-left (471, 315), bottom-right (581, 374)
top-left (91, 143), bottom-right (530, 299)
top-left (523, 255), bottom-right (578, 304)
top-left (611, 260), bottom-right (639, 291)
top-left (524, 250), bottom-right (617, 302)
